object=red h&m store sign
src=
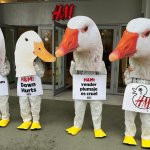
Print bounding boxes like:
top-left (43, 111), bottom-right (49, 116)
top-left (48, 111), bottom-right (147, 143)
top-left (52, 3), bottom-right (75, 21)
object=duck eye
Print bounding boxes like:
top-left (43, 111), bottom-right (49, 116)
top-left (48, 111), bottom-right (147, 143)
top-left (142, 30), bottom-right (150, 38)
top-left (81, 26), bottom-right (88, 33)
top-left (25, 38), bottom-right (28, 41)
top-left (145, 31), bottom-right (150, 37)
top-left (138, 88), bottom-right (142, 92)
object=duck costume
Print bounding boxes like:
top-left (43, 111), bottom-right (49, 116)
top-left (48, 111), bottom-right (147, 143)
top-left (55, 16), bottom-right (107, 138)
top-left (15, 31), bottom-right (56, 130)
top-left (109, 18), bottom-right (150, 148)
top-left (0, 28), bottom-right (10, 127)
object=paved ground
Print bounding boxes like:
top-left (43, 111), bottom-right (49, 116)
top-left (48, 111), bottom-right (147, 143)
top-left (0, 96), bottom-right (144, 150)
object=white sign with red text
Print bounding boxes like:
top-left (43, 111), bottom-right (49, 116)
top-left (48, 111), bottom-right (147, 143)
top-left (0, 75), bottom-right (9, 96)
top-left (17, 75), bottom-right (43, 96)
top-left (73, 75), bottom-right (106, 100)
top-left (123, 83), bottom-right (150, 114)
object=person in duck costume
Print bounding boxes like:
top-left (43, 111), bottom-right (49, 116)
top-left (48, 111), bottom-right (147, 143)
top-left (15, 31), bottom-right (56, 130)
top-left (0, 28), bottom-right (10, 127)
top-left (55, 16), bottom-right (107, 138)
top-left (109, 18), bottom-right (150, 148)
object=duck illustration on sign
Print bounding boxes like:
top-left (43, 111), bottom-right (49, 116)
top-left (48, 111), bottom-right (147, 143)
top-left (15, 30), bottom-right (56, 130)
top-left (109, 18), bottom-right (150, 148)
top-left (132, 85), bottom-right (150, 109)
top-left (123, 83), bottom-right (150, 112)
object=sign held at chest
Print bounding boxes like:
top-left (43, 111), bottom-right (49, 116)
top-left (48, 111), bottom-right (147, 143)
top-left (17, 75), bottom-right (43, 96)
top-left (73, 74), bottom-right (106, 100)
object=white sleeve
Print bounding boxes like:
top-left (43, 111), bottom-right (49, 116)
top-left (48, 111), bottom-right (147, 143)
top-left (0, 59), bottom-right (10, 76)
top-left (100, 61), bottom-right (107, 75)
top-left (34, 59), bottom-right (45, 78)
top-left (124, 68), bottom-right (132, 85)
top-left (69, 61), bottom-right (75, 76)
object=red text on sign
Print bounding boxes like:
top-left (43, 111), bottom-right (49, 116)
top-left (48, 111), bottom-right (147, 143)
top-left (21, 76), bottom-right (34, 82)
top-left (84, 78), bottom-right (95, 82)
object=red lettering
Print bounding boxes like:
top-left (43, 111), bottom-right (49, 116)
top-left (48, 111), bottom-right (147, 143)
top-left (84, 78), bottom-right (95, 82)
top-left (52, 4), bottom-right (75, 21)
top-left (135, 96), bottom-right (150, 109)
top-left (21, 76), bottom-right (34, 82)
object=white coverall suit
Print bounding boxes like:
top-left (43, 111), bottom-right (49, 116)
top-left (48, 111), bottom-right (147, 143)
top-left (68, 61), bottom-right (107, 137)
top-left (0, 59), bottom-right (10, 121)
top-left (19, 59), bottom-right (44, 124)
top-left (124, 70), bottom-right (150, 140)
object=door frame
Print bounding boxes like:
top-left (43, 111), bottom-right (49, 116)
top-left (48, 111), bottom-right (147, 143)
top-left (116, 24), bottom-right (127, 94)
top-left (38, 26), bottom-right (54, 90)
top-left (53, 21), bottom-right (67, 96)
top-left (98, 25), bottom-right (118, 94)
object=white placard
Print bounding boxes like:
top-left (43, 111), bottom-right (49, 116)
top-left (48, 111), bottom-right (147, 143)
top-left (0, 75), bottom-right (9, 96)
top-left (123, 83), bottom-right (150, 113)
top-left (73, 74), bottom-right (106, 100)
top-left (17, 75), bottom-right (43, 96)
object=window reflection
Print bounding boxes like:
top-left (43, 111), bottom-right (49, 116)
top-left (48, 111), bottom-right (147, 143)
top-left (41, 29), bottom-right (53, 84)
top-left (100, 29), bottom-right (113, 89)
top-left (118, 26), bottom-right (129, 93)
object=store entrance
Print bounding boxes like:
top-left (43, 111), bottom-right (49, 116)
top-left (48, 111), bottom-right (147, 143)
top-left (38, 22), bottom-right (68, 96)
top-left (38, 23), bottom-right (127, 96)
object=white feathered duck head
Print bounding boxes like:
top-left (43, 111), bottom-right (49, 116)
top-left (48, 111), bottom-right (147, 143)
top-left (15, 31), bottom-right (56, 77)
top-left (55, 16), bottom-right (102, 57)
top-left (109, 18), bottom-right (150, 62)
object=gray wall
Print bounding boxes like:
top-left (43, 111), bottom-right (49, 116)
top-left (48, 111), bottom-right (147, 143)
top-left (144, 0), bottom-right (150, 18)
top-left (0, 0), bottom-right (142, 25)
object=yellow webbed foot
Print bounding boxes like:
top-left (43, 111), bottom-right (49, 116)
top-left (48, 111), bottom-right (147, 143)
top-left (30, 122), bottom-right (41, 130)
top-left (66, 126), bottom-right (81, 136)
top-left (142, 139), bottom-right (150, 148)
top-left (0, 119), bottom-right (10, 127)
top-left (17, 121), bottom-right (32, 130)
top-left (94, 129), bottom-right (107, 138)
top-left (123, 136), bottom-right (137, 146)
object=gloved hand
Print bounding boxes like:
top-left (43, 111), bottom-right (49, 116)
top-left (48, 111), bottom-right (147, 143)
top-left (34, 59), bottom-right (45, 78)
top-left (0, 58), bottom-right (10, 76)
top-left (70, 60), bottom-right (75, 76)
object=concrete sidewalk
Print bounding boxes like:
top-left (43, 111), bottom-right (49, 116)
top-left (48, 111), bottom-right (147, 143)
top-left (0, 96), bottom-right (144, 150)
top-left (10, 89), bottom-right (124, 106)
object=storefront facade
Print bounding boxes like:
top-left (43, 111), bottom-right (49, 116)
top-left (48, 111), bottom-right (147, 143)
top-left (0, 0), bottom-right (149, 95)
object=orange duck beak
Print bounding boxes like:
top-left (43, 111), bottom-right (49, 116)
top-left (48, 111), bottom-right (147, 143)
top-left (34, 42), bottom-right (56, 62)
top-left (55, 28), bottom-right (79, 57)
top-left (109, 30), bottom-right (139, 62)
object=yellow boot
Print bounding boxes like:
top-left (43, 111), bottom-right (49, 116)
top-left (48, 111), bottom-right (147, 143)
top-left (94, 129), bottom-right (107, 138)
top-left (66, 126), bottom-right (81, 135)
top-left (123, 136), bottom-right (137, 145)
top-left (0, 119), bottom-right (10, 127)
top-left (30, 122), bottom-right (41, 130)
top-left (17, 121), bottom-right (32, 130)
top-left (142, 139), bottom-right (150, 148)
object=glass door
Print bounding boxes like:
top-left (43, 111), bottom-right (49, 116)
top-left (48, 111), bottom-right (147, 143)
top-left (38, 26), bottom-right (53, 89)
top-left (98, 25), bottom-right (118, 94)
top-left (1, 26), bottom-right (17, 88)
top-left (52, 22), bottom-right (67, 96)
top-left (117, 25), bottom-right (128, 94)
